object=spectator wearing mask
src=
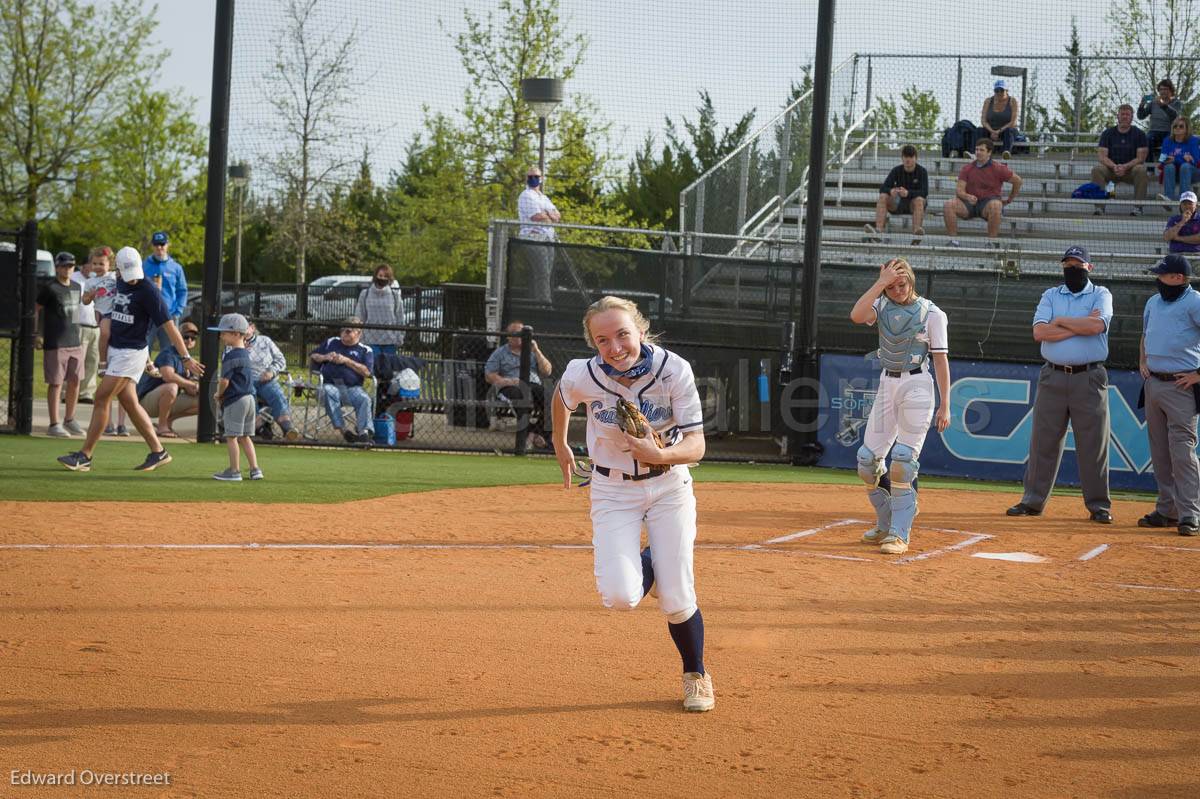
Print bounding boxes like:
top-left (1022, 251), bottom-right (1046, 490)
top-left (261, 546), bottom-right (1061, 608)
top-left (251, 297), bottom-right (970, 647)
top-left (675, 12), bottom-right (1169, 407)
top-left (517, 166), bottom-right (560, 304)
top-left (142, 231), bottom-right (188, 351)
top-left (354, 264), bottom-right (404, 357)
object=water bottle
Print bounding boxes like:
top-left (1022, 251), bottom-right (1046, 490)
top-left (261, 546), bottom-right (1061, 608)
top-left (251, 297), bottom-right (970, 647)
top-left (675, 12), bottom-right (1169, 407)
top-left (1105, 180), bottom-right (1116, 198)
top-left (757, 359), bottom-right (770, 403)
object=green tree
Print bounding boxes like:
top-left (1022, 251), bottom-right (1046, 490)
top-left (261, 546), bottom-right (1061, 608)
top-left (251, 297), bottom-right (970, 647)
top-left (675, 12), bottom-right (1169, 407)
top-left (0, 0), bottom-right (157, 225)
top-left (1044, 19), bottom-right (1107, 134)
top-left (616, 91), bottom-right (756, 230)
top-left (1099, 0), bottom-right (1200, 119)
top-left (46, 82), bottom-right (207, 272)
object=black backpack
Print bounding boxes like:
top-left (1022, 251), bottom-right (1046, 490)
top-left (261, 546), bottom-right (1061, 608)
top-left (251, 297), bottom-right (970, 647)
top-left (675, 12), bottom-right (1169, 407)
top-left (941, 119), bottom-right (977, 158)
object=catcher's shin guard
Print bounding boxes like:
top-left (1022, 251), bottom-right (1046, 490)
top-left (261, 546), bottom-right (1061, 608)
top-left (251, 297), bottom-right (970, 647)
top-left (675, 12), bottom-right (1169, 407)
top-left (887, 443), bottom-right (919, 541)
top-left (867, 472), bottom-right (892, 531)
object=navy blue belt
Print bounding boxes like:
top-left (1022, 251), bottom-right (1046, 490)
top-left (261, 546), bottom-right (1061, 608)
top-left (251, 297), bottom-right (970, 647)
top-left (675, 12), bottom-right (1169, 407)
top-left (594, 465), bottom-right (667, 482)
top-left (883, 365), bottom-right (923, 378)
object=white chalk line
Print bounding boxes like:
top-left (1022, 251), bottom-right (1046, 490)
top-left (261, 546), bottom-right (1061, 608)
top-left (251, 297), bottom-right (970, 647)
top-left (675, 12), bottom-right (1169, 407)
top-left (762, 519), bottom-right (866, 545)
top-left (1110, 583), bottom-right (1200, 594)
top-left (1143, 545), bottom-right (1200, 553)
top-left (892, 534), bottom-right (994, 565)
top-left (1078, 544), bottom-right (1110, 561)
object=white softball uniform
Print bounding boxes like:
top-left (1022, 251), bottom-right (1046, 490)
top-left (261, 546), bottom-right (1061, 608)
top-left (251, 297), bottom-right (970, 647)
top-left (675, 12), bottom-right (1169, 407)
top-left (862, 297), bottom-right (948, 458)
top-left (557, 346), bottom-right (704, 621)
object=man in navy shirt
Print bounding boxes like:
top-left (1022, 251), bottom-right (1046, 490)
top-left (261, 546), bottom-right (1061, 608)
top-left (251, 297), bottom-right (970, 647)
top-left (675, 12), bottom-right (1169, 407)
top-left (135, 320), bottom-right (201, 438)
top-left (865, 144), bottom-right (929, 244)
top-left (57, 246), bottom-right (203, 473)
top-left (1139, 254), bottom-right (1200, 535)
top-left (1091, 104), bottom-right (1150, 213)
top-left (310, 317), bottom-right (375, 443)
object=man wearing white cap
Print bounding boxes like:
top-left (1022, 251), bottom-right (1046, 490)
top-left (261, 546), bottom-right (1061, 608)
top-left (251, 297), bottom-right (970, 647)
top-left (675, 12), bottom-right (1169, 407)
top-left (1163, 191), bottom-right (1200, 255)
top-left (56, 246), bottom-right (204, 472)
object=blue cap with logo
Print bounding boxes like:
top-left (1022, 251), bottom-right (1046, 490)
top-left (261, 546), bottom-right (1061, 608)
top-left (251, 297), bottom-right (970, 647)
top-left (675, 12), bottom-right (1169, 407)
top-left (151, 231), bottom-right (169, 246)
top-left (1148, 254), bottom-right (1193, 276)
top-left (1061, 245), bottom-right (1090, 265)
top-left (993, 79), bottom-right (1007, 91)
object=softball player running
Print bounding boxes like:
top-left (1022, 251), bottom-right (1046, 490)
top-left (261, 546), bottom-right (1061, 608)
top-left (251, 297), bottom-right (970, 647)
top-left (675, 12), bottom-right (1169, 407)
top-left (552, 296), bottom-right (714, 712)
top-left (849, 259), bottom-right (951, 555)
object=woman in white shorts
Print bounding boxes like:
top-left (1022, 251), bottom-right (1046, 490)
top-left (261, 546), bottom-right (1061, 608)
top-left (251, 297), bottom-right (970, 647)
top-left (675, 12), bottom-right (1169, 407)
top-left (57, 247), bottom-right (203, 472)
top-left (849, 259), bottom-right (951, 555)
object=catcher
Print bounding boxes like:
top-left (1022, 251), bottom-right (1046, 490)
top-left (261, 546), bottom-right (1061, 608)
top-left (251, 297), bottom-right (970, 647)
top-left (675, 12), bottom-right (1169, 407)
top-left (552, 295), bottom-right (714, 712)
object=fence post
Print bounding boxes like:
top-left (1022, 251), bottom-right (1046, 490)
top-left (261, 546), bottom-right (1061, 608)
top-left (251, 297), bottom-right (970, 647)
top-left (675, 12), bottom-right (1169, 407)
top-left (850, 54), bottom-right (859, 116)
top-left (15, 220), bottom-right (37, 435)
top-left (253, 281), bottom-right (262, 317)
top-left (514, 326), bottom-right (532, 455)
top-left (864, 56), bottom-right (873, 112)
top-left (954, 57), bottom-right (963, 122)
top-left (695, 183), bottom-right (706, 255)
top-left (777, 111), bottom-right (793, 214)
top-left (1073, 56), bottom-right (1084, 133)
top-left (736, 147), bottom-right (751, 237)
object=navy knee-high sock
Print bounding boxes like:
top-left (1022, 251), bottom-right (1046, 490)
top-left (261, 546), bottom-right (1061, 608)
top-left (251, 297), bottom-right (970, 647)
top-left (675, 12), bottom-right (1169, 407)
top-left (641, 546), bottom-right (655, 597)
top-left (668, 608), bottom-right (705, 674)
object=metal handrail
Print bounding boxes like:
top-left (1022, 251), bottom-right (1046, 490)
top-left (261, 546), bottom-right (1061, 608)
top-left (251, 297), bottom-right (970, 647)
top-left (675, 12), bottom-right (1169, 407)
top-left (836, 105), bottom-right (881, 206)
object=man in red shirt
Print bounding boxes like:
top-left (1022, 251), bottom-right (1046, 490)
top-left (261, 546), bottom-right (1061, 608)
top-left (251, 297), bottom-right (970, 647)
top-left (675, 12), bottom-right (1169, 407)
top-left (942, 138), bottom-right (1023, 245)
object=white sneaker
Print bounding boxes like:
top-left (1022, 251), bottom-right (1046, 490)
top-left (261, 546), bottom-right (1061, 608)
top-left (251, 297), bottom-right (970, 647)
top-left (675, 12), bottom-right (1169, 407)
top-left (863, 223), bottom-right (882, 241)
top-left (879, 535), bottom-right (909, 555)
top-left (249, 468), bottom-right (264, 481)
top-left (63, 419), bottom-right (84, 436)
top-left (682, 672), bottom-right (715, 712)
top-left (861, 527), bottom-right (887, 544)
top-left (47, 423), bottom-right (70, 438)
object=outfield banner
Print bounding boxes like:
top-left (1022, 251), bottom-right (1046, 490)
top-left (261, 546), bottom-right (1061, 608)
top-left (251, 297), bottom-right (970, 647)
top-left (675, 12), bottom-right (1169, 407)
top-left (817, 353), bottom-right (1170, 493)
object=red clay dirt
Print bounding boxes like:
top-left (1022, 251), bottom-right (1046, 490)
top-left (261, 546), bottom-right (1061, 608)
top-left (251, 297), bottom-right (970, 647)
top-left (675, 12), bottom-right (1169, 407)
top-left (0, 483), bottom-right (1197, 798)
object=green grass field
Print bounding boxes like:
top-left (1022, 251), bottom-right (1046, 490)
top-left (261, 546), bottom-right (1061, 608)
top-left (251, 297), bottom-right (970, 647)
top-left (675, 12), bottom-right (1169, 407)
top-left (0, 435), bottom-right (1150, 505)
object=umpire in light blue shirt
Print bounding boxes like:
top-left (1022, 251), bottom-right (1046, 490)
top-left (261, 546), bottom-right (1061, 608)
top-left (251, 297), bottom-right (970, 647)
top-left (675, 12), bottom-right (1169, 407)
top-left (1139, 254), bottom-right (1200, 535)
top-left (1008, 245), bottom-right (1115, 523)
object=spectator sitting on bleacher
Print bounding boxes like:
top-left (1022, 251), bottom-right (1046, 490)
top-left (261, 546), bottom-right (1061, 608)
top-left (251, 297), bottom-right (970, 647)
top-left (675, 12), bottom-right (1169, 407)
top-left (1158, 116), bottom-right (1199, 202)
top-left (309, 316), bottom-right (375, 444)
top-left (1138, 79), bottom-right (1183, 160)
top-left (943, 138), bottom-right (1022, 246)
top-left (1091, 104), bottom-right (1149, 215)
top-left (243, 322), bottom-right (300, 442)
top-left (979, 79), bottom-right (1019, 160)
top-left (135, 320), bottom-right (201, 438)
top-left (864, 144), bottom-right (928, 244)
top-left (485, 320), bottom-right (554, 450)
top-left (1164, 191), bottom-right (1200, 254)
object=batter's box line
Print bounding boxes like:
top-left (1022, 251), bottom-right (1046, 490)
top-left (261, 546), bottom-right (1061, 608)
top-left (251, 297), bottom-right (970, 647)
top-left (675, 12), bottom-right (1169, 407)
top-left (758, 519), bottom-right (994, 565)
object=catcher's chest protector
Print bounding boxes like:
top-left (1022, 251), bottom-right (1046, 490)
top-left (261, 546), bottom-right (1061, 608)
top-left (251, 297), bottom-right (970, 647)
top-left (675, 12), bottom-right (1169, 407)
top-left (875, 296), bottom-right (931, 372)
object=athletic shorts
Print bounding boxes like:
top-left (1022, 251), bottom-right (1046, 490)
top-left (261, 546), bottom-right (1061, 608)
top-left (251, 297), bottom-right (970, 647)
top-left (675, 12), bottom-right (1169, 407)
top-left (886, 195), bottom-right (920, 215)
top-left (139, 384), bottom-right (199, 419)
top-left (106, 346), bottom-right (150, 381)
top-left (222, 395), bottom-right (256, 437)
top-left (43, 346), bottom-right (83, 385)
top-left (965, 196), bottom-right (1001, 219)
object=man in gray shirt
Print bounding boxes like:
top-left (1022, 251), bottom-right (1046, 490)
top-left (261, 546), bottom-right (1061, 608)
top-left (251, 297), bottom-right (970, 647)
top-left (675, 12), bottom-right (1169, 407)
top-left (485, 320), bottom-right (553, 449)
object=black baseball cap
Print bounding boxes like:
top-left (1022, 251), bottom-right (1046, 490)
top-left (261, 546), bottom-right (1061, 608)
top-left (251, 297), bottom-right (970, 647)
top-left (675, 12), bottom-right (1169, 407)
top-left (1061, 245), bottom-right (1090, 265)
top-left (54, 251), bottom-right (75, 266)
top-left (1148, 254), bottom-right (1193, 276)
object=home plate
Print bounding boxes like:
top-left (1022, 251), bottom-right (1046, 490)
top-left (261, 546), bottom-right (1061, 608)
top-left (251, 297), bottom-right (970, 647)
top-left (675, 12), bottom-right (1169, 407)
top-left (972, 552), bottom-right (1049, 563)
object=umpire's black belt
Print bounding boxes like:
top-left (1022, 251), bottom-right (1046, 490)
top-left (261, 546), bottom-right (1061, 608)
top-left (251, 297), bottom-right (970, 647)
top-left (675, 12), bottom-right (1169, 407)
top-left (883, 365), bottom-right (923, 378)
top-left (1149, 371), bottom-right (1194, 381)
top-left (594, 465), bottom-right (667, 482)
top-left (1046, 361), bottom-right (1103, 374)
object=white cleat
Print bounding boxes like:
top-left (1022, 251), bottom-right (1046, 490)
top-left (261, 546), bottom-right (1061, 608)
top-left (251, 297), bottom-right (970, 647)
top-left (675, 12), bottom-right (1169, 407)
top-left (879, 535), bottom-right (909, 555)
top-left (682, 672), bottom-right (715, 712)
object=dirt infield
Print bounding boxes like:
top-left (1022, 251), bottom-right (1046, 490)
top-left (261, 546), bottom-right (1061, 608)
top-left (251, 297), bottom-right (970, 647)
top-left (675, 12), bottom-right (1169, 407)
top-left (1, 483), bottom-right (1197, 798)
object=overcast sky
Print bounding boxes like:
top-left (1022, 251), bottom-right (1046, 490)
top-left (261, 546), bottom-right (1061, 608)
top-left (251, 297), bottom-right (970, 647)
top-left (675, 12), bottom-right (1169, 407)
top-left (121, 1), bottom-right (1125, 176)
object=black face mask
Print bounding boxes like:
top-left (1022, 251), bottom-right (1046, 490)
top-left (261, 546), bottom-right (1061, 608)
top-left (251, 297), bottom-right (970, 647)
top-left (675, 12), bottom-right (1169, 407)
top-left (1063, 266), bottom-right (1089, 293)
top-left (373, 277), bottom-right (388, 287)
top-left (1157, 279), bottom-right (1189, 302)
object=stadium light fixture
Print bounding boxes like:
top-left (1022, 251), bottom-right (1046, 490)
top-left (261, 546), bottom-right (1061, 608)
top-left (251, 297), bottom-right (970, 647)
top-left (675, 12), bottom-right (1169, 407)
top-left (520, 78), bottom-right (564, 182)
top-left (227, 162), bottom-right (251, 284)
top-left (991, 65), bottom-right (1028, 132)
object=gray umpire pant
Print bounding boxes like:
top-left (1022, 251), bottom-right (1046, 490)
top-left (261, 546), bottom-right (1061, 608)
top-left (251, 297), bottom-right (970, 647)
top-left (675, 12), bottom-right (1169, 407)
top-left (1020, 364), bottom-right (1111, 512)
top-left (1144, 377), bottom-right (1200, 521)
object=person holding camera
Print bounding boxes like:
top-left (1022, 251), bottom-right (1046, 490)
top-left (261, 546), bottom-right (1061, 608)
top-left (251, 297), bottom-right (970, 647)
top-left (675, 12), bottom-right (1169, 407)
top-left (1138, 79), bottom-right (1184, 160)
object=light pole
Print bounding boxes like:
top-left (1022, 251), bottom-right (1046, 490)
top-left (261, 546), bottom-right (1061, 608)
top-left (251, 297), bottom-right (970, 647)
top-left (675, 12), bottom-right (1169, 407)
top-left (520, 78), bottom-right (564, 181)
top-left (227, 162), bottom-right (250, 284)
top-left (991, 65), bottom-right (1028, 133)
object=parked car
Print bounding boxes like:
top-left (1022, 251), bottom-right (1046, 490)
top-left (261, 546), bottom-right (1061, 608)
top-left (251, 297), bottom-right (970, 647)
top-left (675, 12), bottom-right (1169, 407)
top-left (0, 242), bottom-right (54, 278)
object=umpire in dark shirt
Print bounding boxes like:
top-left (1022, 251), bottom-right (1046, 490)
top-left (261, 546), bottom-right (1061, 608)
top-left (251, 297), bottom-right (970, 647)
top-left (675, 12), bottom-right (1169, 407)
top-left (865, 144), bottom-right (929, 244)
top-left (1139, 254), bottom-right (1200, 536)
